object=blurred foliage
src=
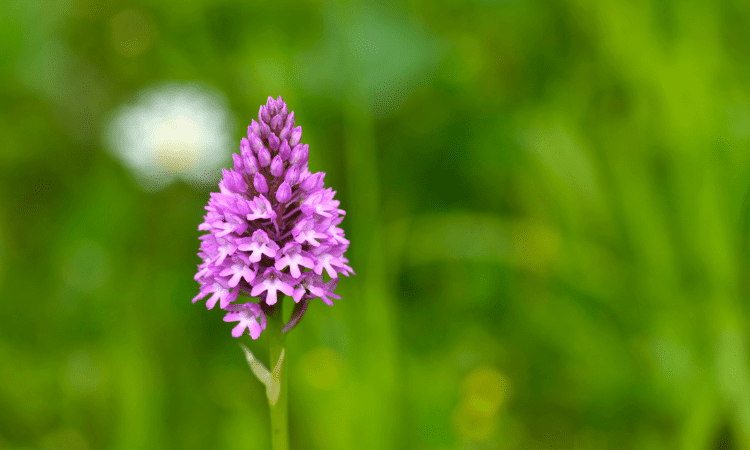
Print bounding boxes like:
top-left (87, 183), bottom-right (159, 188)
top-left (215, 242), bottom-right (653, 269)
top-left (2, 0), bottom-right (750, 449)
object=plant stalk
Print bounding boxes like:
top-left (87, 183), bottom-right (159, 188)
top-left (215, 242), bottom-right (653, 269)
top-left (267, 301), bottom-right (288, 450)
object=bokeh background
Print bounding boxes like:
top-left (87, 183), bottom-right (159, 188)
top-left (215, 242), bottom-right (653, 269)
top-left (2, 0), bottom-right (750, 449)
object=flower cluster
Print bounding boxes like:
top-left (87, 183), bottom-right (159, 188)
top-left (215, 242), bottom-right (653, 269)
top-left (193, 96), bottom-right (353, 339)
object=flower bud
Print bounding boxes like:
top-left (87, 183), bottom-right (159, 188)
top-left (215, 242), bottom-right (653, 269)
top-left (278, 101), bottom-right (288, 121)
top-left (254, 172), bottom-right (268, 193)
top-left (284, 111), bottom-right (295, 129)
top-left (270, 114), bottom-right (283, 133)
top-left (249, 133), bottom-right (263, 154)
top-left (222, 169), bottom-right (248, 193)
top-left (284, 164), bottom-right (300, 185)
top-left (279, 122), bottom-right (292, 142)
top-left (290, 144), bottom-right (309, 165)
top-left (266, 96), bottom-right (278, 115)
top-left (258, 146), bottom-right (271, 167)
top-left (290, 126), bottom-right (302, 146)
top-left (279, 139), bottom-right (291, 160)
top-left (240, 137), bottom-right (251, 158)
top-left (276, 181), bottom-right (292, 203)
top-left (300, 171), bottom-right (324, 192)
top-left (259, 105), bottom-right (270, 123)
top-left (268, 133), bottom-right (280, 151)
top-left (270, 155), bottom-right (284, 178)
top-left (260, 121), bottom-right (271, 139)
top-left (249, 120), bottom-right (261, 137)
top-left (233, 153), bottom-right (244, 172)
top-left (244, 153), bottom-right (259, 175)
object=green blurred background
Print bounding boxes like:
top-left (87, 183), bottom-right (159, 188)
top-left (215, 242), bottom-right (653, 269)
top-left (2, 0), bottom-right (750, 449)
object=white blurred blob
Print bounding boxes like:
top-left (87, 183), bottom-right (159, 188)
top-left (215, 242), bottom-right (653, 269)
top-left (66, 350), bottom-right (101, 394)
top-left (104, 82), bottom-right (236, 192)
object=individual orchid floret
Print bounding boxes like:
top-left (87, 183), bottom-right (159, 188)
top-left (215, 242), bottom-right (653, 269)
top-left (246, 195), bottom-right (275, 221)
top-left (311, 245), bottom-right (353, 278)
top-left (237, 230), bottom-right (279, 262)
top-left (275, 242), bottom-right (315, 278)
top-left (219, 258), bottom-right (256, 287)
top-left (250, 268), bottom-right (295, 305)
top-left (223, 302), bottom-right (267, 339)
top-left (292, 218), bottom-right (327, 247)
top-left (305, 274), bottom-right (341, 306)
top-left (192, 279), bottom-right (239, 310)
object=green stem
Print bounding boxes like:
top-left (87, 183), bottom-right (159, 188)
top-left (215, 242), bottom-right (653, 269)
top-left (267, 301), bottom-right (288, 450)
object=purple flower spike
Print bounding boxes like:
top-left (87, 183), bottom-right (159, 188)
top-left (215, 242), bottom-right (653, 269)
top-left (193, 97), bottom-right (353, 339)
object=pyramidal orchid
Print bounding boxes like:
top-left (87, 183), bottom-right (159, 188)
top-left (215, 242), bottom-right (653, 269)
top-left (192, 96), bottom-right (353, 450)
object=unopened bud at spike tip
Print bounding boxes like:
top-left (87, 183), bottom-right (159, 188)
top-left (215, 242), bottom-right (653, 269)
top-left (249, 133), bottom-right (263, 154)
top-left (290, 144), bottom-right (309, 166)
top-left (279, 123), bottom-right (292, 142)
top-left (279, 139), bottom-right (291, 160)
top-left (268, 133), bottom-right (280, 151)
top-left (284, 164), bottom-right (300, 185)
top-left (233, 153), bottom-right (244, 172)
top-left (270, 155), bottom-right (284, 178)
top-left (266, 96), bottom-right (278, 115)
top-left (259, 105), bottom-right (270, 123)
top-left (249, 120), bottom-right (261, 137)
top-left (270, 114), bottom-right (283, 133)
top-left (240, 137), bottom-right (251, 158)
top-left (257, 146), bottom-right (271, 167)
top-left (253, 172), bottom-right (268, 193)
top-left (276, 181), bottom-right (292, 203)
top-left (284, 111), bottom-right (295, 129)
top-left (300, 172), bottom-right (324, 192)
top-left (244, 153), bottom-right (259, 175)
top-left (260, 122), bottom-right (271, 139)
top-left (290, 126), bottom-right (302, 147)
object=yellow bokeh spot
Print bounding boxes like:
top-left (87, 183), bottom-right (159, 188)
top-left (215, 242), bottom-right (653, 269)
top-left (452, 406), bottom-right (498, 441)
top-left (301, 347), bottom-right (345, 390)
top-left (460, 366), bottom-right (507, 418)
